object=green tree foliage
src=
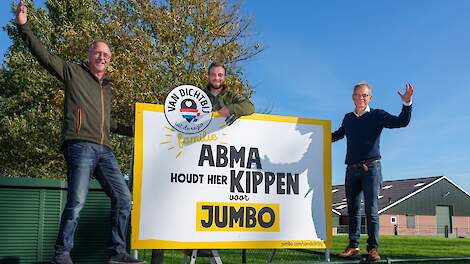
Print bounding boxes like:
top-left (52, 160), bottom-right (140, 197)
top-left (0, 0), bottom-right (262, 178)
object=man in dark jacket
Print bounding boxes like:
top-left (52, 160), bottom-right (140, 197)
top-left (16, 1), bottom-right (144, 263)
top-left (332, 82), bottom-right (413, 261)
top-left (204, 62), bottom-right (254, 124)
top-left (183, 62), bottom-right (254, 258)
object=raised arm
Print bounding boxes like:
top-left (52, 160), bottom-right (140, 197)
top-left (16, 0), bottom-right (68, 82)
top-left (380, 83), bottom-right (414, 128)
top-left (15, 0), bottom-right (27, 25)
top-left (398, 83), bottom-right (414, 105)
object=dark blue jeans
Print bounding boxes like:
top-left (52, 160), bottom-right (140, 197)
top-left (55, 140), bottom-right (132, 255)
top-left (345, 161), bottom-right (382, 251)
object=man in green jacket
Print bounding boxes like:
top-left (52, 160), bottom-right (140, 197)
top-left (183, 62), bottom-right (254, 258)
top-left (204, 62), bottom-right (254, 124)
top-left (16, 1), bottom-right (144, 263)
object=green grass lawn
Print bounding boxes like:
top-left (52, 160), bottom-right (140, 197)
top-left (137, 235), bottom-right (470, 263)
top-left (333, 235), bottom-right (470, 259)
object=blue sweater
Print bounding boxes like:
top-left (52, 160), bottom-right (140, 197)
top-left (332, 105), bottom-right (412, 165)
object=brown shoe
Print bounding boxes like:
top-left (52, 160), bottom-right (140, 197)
top-left (368, 248), bottom-right (381, 261)
top-left (339, 247), bottom-right (360, 257)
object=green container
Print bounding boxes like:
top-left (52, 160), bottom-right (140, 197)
top-left (0, 176), bottom-right (112, 263)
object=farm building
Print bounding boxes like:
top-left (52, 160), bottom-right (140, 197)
top-left (332, 176), bottom-right (470, 236)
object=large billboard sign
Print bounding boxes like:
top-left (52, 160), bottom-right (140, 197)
top-left (131, 99), bottom-right (332, 249)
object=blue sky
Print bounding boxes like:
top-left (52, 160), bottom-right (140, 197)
top-left (1, 1), bottom-right (470, 193)
top-left (242, 1), bottom-right (470, 193)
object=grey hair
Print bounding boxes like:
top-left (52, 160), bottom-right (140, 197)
top-left (353, 81), bottom-right (372, 95)
top-left (88, 39), bottom-right (112, 55)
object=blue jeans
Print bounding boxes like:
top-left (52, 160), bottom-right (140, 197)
top-left (345, 161), bottom-right (382, 251)
top-left (55, 140), bottom-right (132, 255)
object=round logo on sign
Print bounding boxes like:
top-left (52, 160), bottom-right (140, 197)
top-left (164, 85), bottom-right (213, 134)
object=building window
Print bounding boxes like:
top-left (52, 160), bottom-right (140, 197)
top-left (406, 214), bottom-right (415, 229)
top-left (391, 216), bottom-right (397, 224)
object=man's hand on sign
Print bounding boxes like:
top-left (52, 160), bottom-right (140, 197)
top-left (217, 106), bottom-right (231, 117)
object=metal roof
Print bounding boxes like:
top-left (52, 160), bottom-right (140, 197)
top-left (331, 176), bottom-right (447, 215)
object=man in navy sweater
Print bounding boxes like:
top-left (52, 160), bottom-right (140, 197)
top-left (332, 82), bottom-right (413, 261)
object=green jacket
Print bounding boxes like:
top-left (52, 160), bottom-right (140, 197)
top-left (204, 86), bottom-right (255, 117)
top-left (18, 23), bottom-right (129, 148)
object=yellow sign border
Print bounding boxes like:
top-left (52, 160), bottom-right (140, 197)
top-left (131, 102), bottom-right (332, 249)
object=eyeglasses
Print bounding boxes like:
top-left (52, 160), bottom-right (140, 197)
top-left (92, 51), bottom-right (111, 59)
top-left (353, 93), bottom-right (370, 98)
